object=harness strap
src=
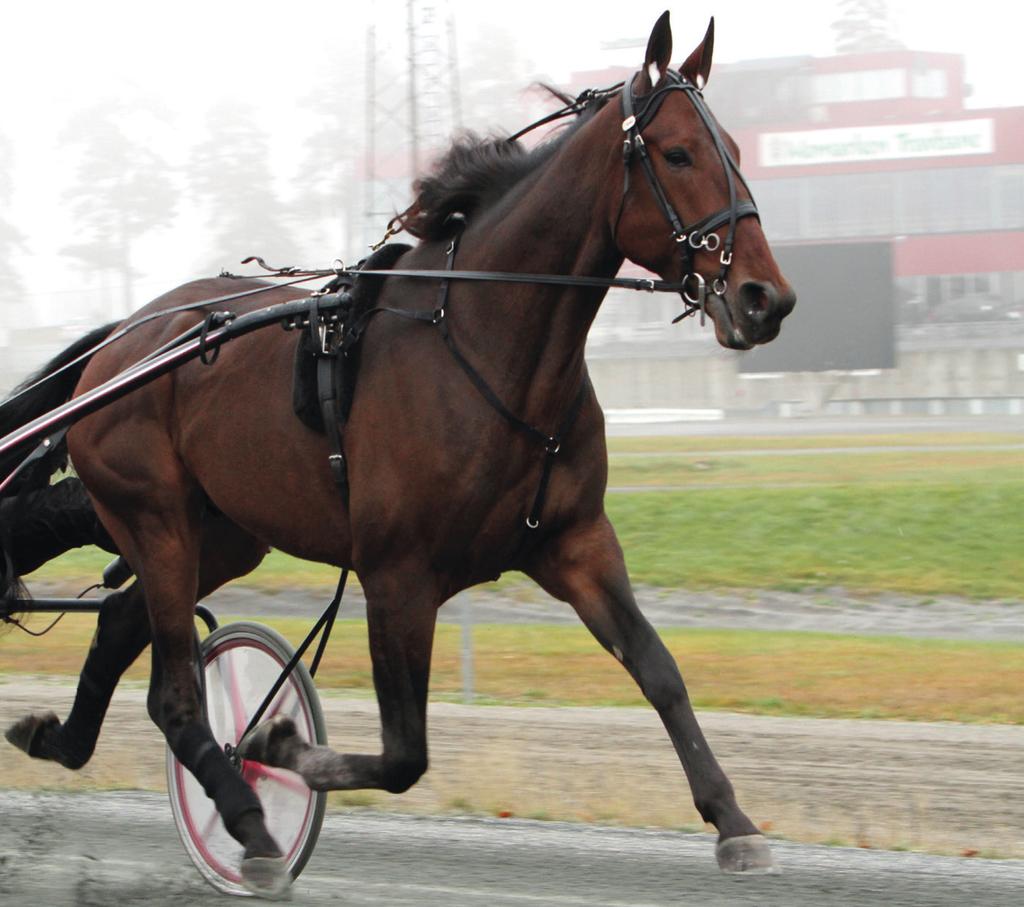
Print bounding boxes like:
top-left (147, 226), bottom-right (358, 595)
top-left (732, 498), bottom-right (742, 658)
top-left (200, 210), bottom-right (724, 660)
top-left (340, 268), bottom-right (680, 294)
top-left (237, 567), bottom-right (349, 751)
top-left (307, 293), bottom-right (349, 497)
top-left (617, 69), bottom-right (761, 314)
top-left (430, 236), bottom-right (585, 529)
top-left (525, 379), bottom-right (588, 530)
top-left (317, 356), bottom-right (347, 495)
top-left (0, 428), bottom-right (69, 498)
top-left (340, 237), bottom-right (585, 530)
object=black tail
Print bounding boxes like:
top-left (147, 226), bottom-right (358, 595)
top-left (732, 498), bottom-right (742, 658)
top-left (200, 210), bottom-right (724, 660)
top-left (0, 322), bottom-right (118, 497)
top-left (1, 323), bottom-right (118, 611)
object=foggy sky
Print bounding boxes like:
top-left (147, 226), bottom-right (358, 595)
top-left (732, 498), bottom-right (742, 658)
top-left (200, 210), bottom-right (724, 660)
top-left (1, 0), bottom-right (1021, 329)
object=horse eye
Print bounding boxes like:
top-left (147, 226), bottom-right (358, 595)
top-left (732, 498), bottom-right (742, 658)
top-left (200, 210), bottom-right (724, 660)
top-left (664, 147), bottom-right (692, 168)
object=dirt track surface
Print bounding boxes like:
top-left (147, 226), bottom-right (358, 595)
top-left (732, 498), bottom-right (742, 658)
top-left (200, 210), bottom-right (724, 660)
top-left (2, 678), bottom-right (1022, 860)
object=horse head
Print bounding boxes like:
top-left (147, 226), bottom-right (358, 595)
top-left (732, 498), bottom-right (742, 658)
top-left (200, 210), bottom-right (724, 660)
top-left (608, 12), bottom-right (795, 350)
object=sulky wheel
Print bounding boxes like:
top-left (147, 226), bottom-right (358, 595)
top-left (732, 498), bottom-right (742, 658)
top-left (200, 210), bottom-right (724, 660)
top-left (166, 620), bottom-right (327, 896)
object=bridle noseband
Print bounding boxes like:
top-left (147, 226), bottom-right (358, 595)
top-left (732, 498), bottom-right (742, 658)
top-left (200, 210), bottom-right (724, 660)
top-left (617, 69), bottom-right (760, 322)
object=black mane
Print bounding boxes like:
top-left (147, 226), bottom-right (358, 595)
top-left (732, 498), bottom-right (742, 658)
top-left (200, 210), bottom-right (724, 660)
top-left (402, 91), bottom-right (612, 242)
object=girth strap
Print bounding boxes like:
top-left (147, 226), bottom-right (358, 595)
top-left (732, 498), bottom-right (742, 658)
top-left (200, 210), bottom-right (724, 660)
top-left (308, 292), bottom-right (349, 497)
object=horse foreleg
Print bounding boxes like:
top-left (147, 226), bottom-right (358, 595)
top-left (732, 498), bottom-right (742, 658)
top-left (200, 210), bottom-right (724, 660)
top-left (241, 569), bottom-right (438, 795)
top-left (526, 515), bottom-right (774, 874)
top-left (91, 494), bottom-right (286, 896)
top-left (5, 515), bottom-right (267, 772)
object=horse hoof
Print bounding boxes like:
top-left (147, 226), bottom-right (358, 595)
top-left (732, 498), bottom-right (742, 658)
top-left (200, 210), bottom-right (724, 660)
top-left (237, 715), bottom-right (298, 767)
top-left (5, 711), bottom-right (59, 757)
top-left (241, 856), bottom-right (292, 900)
top-left (716, 834), bottom-right (778, 874)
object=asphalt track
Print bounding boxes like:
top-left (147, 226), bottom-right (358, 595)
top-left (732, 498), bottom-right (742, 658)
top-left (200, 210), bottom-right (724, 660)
top-left (1, 791), bottom-right (1022, 907)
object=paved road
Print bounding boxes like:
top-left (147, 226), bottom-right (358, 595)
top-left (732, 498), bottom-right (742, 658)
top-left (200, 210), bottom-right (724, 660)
top-left (1, 791), bottom-right (1022, 907)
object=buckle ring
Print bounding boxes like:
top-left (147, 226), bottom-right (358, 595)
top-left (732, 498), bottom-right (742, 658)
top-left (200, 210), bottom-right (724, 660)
top-left (681, 272), bottom-right (707, 306)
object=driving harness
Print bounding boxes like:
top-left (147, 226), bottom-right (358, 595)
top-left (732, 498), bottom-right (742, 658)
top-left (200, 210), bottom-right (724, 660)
top-left (297, 67), bottom-right (762, 531)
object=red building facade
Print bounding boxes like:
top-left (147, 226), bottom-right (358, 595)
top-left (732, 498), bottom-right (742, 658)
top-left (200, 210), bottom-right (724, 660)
top-left (572, 49), bottom-right (1024, 328)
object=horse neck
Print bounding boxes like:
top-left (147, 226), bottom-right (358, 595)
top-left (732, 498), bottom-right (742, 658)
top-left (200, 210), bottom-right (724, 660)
top-left (449, 121), bottom-right (622, 422)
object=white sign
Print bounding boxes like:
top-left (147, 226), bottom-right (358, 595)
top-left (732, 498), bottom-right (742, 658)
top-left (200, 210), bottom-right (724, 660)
top-left (759, 119), bottom-right (994, 167)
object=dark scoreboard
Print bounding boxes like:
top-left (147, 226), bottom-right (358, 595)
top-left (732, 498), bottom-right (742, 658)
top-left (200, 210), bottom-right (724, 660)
top-left (738, 241), bottom-right (895, 373)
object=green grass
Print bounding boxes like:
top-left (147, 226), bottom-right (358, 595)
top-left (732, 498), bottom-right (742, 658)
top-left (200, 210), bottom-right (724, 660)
top-left (21, 432), bottom-right (1023, 599)
top-left (3, 616), bottom-right (1021, 723)
top-left (607, 448), bottom-right (1023, 488)
top-left (605, 481), bottom-right (1023, 598)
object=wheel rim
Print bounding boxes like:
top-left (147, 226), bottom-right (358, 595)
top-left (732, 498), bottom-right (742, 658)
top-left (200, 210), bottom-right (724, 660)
top-left (167, 626), bottom-right (325, 894)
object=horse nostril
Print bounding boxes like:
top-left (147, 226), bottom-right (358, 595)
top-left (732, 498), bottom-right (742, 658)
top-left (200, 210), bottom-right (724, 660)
top-left (738, 281), bottom-right (796, 323)
top-left (739, 281), bottom-right (774, 323)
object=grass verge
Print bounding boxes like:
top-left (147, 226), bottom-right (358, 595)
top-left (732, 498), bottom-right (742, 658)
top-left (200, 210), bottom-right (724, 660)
top-left (3, 615), bottom-right (1021, 723)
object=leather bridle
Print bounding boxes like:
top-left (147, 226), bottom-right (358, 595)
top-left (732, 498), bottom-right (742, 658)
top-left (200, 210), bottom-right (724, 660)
top-left (617, 68), bottom-right (760, 322)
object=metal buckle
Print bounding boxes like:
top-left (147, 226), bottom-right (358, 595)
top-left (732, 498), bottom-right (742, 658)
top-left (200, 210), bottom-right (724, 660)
top-left (432, 307), bottom-right (445, 324)
top-left (316, 321), bottom-right (331, 355)
top-left (688, 232), bottom-right (721, 252)
top-left (681, 273), bottom-right (708, 325)
top-left (621, 115), bottom-right (636, 132)
top-left (712, 277), bottom-right (728, 297)
top-left (720, 250), bottom-right (733, 267)
top-left (544, 437), bottom-right (561, 455)
top-left (682, 272), bottom-right (707, 306)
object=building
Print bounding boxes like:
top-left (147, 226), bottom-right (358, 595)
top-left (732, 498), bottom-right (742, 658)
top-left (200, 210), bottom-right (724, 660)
top-left (571, 49), bottom-right (1024, 416)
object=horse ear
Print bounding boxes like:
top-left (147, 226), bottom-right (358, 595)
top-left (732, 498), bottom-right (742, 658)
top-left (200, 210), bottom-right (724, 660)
top-left (638, 11), bottom-right (673, 92)
top-left (680, 17), bottom-right (715, 89)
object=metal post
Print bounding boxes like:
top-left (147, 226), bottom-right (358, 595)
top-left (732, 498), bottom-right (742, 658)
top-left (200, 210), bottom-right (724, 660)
top-left (460, 594), bottom-right (475, 703)
top-left (407, 0), bottom-right (419, 178)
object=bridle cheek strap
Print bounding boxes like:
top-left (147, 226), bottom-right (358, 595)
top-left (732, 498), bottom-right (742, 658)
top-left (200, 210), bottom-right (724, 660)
top-left (616, 69), bottom-right (760, 323)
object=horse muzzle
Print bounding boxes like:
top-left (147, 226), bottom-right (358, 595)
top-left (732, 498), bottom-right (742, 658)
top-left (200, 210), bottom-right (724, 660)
top-left (705, 280), bottom-right (796, 350)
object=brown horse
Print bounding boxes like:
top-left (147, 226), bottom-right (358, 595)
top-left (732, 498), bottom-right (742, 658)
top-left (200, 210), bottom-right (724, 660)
top-left (5, 12), bottom-right (793, 895)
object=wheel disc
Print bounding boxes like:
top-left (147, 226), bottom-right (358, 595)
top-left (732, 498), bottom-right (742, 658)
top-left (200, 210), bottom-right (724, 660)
top-left (166, 621), bottom-right (327, 895)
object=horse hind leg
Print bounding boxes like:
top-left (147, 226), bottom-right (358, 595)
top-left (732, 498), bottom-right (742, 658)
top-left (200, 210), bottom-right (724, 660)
top-left (525, 516), bottom-right (774, 875)
top-left (5, 580), bottom-right (150, 768)
top-left (4, 477), bottom-right (138, 768)
top-left (241, 566), bottom-right (439, 796)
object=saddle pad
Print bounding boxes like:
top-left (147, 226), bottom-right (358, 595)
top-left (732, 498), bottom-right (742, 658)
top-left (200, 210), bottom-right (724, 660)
top-left (292, 243), bottom-right (412, 434)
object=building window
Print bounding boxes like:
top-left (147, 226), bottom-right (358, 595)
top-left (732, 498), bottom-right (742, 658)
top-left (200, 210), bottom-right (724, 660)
top-left (812, 69), bottom-right (906, 104)
top-left (911, 68), bottom-right (948, 99)
top-left (995, 167), bottom-right (1024, 227)
top-left (753, 166), bottom-right (1024, 243)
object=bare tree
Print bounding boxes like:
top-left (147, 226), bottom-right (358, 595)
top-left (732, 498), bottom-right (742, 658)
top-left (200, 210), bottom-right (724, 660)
top-left (832, 0), bottom-right (904, 54)
top-left (60, 99), bottom-right (177, 317)
top-left (190, 102), bottom-right (300, 274)
top-left (291, 53), bottom-right (365, 258)
top-left (0, 133), bottom-right (26, 322)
